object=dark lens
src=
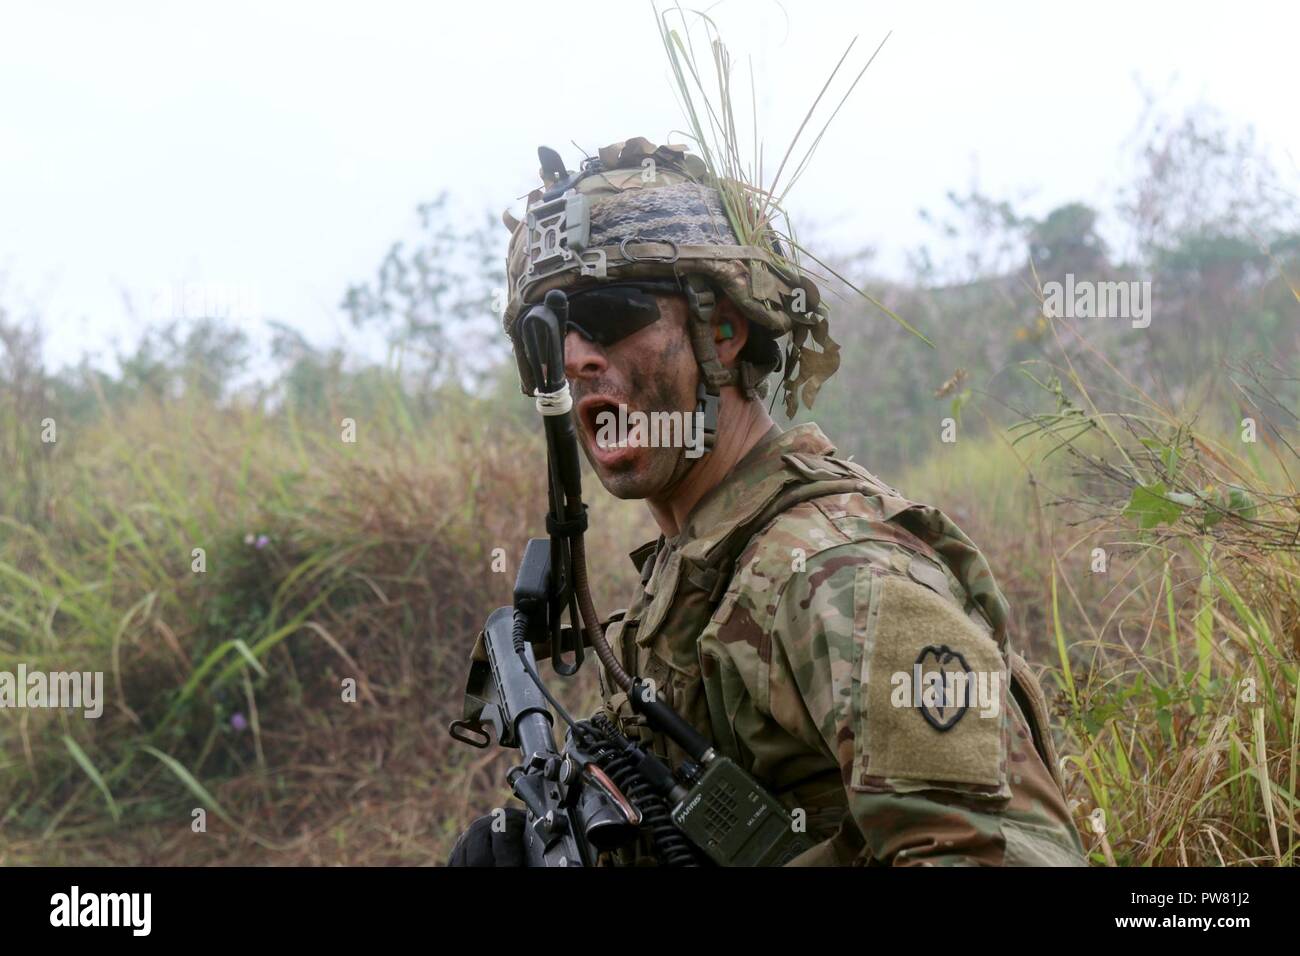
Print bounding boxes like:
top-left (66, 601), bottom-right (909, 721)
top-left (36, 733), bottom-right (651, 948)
top-left (565, 286), bottom-right (666, 347)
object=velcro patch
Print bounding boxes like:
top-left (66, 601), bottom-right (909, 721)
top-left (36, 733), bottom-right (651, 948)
top-left (854, 571), bottom-right (1007, 790)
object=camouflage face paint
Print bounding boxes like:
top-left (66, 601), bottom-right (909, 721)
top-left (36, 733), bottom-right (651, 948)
top-left (569, 295), bottom-right (699, 501)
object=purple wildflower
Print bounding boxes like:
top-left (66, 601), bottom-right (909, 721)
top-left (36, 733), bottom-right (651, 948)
top-left (231, 712), bottom-right (249, 732)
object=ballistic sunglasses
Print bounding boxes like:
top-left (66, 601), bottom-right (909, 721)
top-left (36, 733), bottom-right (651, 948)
top-left (562, 280), bottom-right (686, 348)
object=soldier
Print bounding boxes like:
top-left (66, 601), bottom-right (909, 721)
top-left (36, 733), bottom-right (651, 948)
top-left (449, 138), bottom-right (1087, 866)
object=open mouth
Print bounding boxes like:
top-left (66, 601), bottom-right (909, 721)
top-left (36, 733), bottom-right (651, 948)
top-left (578, 396), bottom-right (637, 468)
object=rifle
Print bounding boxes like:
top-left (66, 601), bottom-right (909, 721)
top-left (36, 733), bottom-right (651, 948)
top-left (448, 289), bottom-right (813, 867)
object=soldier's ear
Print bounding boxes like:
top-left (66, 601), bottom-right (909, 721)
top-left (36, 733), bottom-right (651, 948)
top-left (713, 296), bottom-right (750, 366)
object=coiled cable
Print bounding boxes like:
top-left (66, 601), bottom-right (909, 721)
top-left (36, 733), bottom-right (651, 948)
top-left (575, 714), bottom-right (706, 867)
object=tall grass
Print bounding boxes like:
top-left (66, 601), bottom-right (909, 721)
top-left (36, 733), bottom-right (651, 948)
top-left (0, 380), bottom-right (646, 864)
top-left (896, 304), bottom-right (1299, 865)
top-left (1030, 360), bottom-right (1299, 865)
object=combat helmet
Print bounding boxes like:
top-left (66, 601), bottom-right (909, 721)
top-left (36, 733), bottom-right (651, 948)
top-left (501, 136), bottom-right (841, 448)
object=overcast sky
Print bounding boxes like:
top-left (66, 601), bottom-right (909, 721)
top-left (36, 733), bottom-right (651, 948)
top-left (1, 0), bottom-right (1296, 371)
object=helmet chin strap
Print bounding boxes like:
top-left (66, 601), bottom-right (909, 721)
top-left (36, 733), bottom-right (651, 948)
top-left (695, 378), bottom-right (721, 455)
top-left (681, 275), bottom-right (768, 454)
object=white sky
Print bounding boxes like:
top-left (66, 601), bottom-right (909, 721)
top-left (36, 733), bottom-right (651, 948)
top-left (1, 0), bottom-right (1296, 372)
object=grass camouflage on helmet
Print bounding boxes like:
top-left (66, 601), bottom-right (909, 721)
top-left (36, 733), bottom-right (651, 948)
top-left (501, 9), bottom-right (928, 420)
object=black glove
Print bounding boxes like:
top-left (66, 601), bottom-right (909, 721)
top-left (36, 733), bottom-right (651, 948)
top-left (447, 807), bottom-right (528, 867)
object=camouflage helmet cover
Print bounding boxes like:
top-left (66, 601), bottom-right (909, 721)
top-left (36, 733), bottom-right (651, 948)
top-left (502, 137), bottom-right (841, 415)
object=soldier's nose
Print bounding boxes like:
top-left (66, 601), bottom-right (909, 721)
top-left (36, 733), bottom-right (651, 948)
top-left (564, 328), bottom-right (607, 381)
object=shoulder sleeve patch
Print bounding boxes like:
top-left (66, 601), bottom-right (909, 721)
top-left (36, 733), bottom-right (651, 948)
top-left (853, 569), bottom-right (1008, 792)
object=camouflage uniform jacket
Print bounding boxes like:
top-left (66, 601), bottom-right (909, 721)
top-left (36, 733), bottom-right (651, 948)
top-left (599, 422), bottom-right (1087, 866)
